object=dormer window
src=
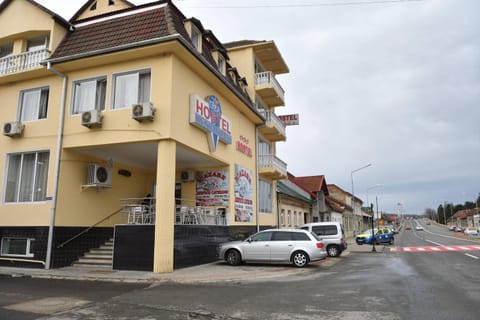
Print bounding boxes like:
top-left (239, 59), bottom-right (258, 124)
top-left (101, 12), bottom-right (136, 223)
top-left (191, 26), bottom-right (200, 51)
top-left (109, 0), bottom-right (115, 5)
top-left (217, 55), bottom-right (225, 74)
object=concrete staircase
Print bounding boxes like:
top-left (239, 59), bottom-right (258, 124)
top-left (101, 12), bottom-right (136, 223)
top-left (73, 238), bottom-right (113, 268)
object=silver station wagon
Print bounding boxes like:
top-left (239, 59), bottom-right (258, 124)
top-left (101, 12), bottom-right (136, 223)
top-left (217, 229), bottom-right (327, 267)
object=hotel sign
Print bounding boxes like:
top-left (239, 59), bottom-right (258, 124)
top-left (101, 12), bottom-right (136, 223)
top-left (278, 113), bottom-right (299, 126)
top-left (190, 94), bottom-right (232, 152)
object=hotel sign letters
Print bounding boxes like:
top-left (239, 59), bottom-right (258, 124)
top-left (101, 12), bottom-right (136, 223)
top-left (190, 94), bottom-right (232, 152)
top-left (279, 113), bottom-right (299, 126)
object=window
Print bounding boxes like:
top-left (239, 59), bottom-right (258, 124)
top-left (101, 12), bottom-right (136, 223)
top-left (72, 77), bottom-right (106, 114)
top-left (259, 179), bottom-right (272, 213)
top-left (4, 151), bottom-right (49, 203)
top-left (217, 55), bottom-right (225, 73)
top-left (191, 27), bottom-right (200, 50)
top-left (281, 209), bottom-right (285, 226)
top-left (272, 232), bottom-right (292, 241)
top-left (250, 231), bottom-right (272, 242)
top-left (1, 238), bottom-right (34, 257)
top-left (258, 138), bottom-right (271, 155)
top-left (292, 232), bottom-right (310, 241)
top-left (19, 87), bottom-right (49, 121)
top-left (312, 225), bottom-right (338, 236)
top-left (113, 70), bottom-right (151, 109)
top-left (0, 43), bottom-right (13, 58)
top-left (27, 36), bottom-right (48, 52)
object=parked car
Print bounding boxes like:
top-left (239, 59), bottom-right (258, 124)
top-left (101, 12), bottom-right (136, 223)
top-left (448, 225), bottom-right (456, 231)
top-left (415, 225), bottom-right (424, 231)
top-left (217, 229), bottom-right (327, 268)
top-left (356, 227), bottom-right (395, 245)
top-left (298, 222), bottom-right (347, 257)
top-left (455, 226), bottom-right (464, 232)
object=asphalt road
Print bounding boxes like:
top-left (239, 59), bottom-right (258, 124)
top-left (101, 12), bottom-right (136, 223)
top-left (1, 220), bottom-right (479, 320)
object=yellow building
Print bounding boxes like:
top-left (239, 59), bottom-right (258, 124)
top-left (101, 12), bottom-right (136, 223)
top-left (0, 0), bottom-right (289, 272)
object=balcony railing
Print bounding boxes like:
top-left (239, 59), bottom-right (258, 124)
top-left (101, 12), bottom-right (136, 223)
top-left (258, 154), bottom-right (287, 179)
top-left (0, 49), bottom-right (49, 75)
top-left (255, 71), bottom-right (285, 104)
top-left (259, 109), bottom-right (286, 140)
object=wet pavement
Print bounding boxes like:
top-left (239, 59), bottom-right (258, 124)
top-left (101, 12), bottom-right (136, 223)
top-left (0, 241), bottom-right (385, 284)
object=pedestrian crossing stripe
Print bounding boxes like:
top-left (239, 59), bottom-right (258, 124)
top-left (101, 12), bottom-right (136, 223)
top-left (390, 245), bottom-right (480, 253)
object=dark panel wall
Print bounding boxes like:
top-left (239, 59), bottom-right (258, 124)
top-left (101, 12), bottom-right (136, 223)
top-left (0, 227), bottom-right (48, 268)
top-left (52, 227), bottom-right (113, 268)
top-left (113, 225), bottom-right (154, 271)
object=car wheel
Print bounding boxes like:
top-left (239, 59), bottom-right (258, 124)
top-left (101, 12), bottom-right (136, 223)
top-left (327, 245), bottom-right (341, 257)
top-left (225, 249), bottom-right (241, 266)
top-left (389, 238), bottom-right (394, 245)
top-left (356, 241), bottom-right (362, 245)
top-left (375, 238), bottom-right (380, 245)
top-left (291, 251), bottom-right (309, 268)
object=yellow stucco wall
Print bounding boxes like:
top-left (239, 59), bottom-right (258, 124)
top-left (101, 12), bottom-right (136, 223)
top-left (0, 0), bottom-right (67, 51)
top-left (75, 0), bottom-right (133, 21)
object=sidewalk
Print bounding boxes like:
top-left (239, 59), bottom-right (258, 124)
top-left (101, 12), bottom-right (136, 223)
top-left (0, 241), bottom-right (385, 284)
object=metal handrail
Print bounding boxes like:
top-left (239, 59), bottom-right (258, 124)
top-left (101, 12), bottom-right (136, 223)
top-left (56, 208), bottom-right (122, 248)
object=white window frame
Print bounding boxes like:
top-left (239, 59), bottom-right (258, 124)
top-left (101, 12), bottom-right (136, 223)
top-left (259, 179), bottom-right (272, 213)
top-left (71, 77), bottom-right (107, 114)
top-left (3, 151), bottom-right (50, 203)
top-left (0, 237), bottom-right (35, 257)
top-left (18, 87), bottom-right (49, 122)
top-left (112, 69), bottom-right (151, 109)
top-left (191, 26), bottom-right (200, 51)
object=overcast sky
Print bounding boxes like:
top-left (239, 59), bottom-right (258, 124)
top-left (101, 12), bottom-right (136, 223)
top-left (10, 0), bottom-right (479, 215)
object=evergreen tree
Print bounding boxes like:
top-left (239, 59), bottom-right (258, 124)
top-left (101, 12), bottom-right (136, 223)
top-left (437, 205), bottom-right (445, 224)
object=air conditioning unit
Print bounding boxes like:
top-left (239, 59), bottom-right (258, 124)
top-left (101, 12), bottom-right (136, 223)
top-left (180, 171), bottom-right (195, 182)
top-left (132, 102), bottom-right (154, 122)
top-left (3, 121), bottom-right (24, 137)
top-left (81, 109), bottom-right (103, 128)
top-left (87, 164), bottom-right (112, 187)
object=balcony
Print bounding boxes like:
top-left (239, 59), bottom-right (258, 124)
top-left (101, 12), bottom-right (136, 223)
top-left (258, 154), bottom-right (287, 180)
top-left (0, 49), bottom-right (49, 75)
top-left (258, 109), bottom-right (286, 142)
top-left (255, 71), bottom-right (285, 107)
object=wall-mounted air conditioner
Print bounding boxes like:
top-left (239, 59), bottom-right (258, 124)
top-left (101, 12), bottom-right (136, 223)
top-left (132, 102), bottom-right (154, 122)
top-left (81, 109), bottom-right (103, 128)
top-left (3, 121), bottom-right (24, 137)
top-left (180, 171), bottom-right (195, 182)
top-left (87, 164), bottom-right (112, 187)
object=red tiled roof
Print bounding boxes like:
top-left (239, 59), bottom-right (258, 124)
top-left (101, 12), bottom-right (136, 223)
top-left (291, 175), bottom-right (329, 195)
top-left (452, 208), bottom-right (479, 219)
top-left (50, 4), bottom-right (182, 59)
top-left (326, 197), bottom-right (345, 213)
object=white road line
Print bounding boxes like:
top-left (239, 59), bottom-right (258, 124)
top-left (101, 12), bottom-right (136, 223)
top-left (464, 253), bottom-right (479, 260)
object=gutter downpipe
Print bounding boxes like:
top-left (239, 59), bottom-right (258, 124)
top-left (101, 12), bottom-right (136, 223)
top-left (45, 62), bottom-right (67, 270)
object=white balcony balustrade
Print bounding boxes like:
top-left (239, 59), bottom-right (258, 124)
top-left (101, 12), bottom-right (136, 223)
top-left (0, 49), bottom-right (49, 75)
top-left (255, 71), bottom-right (285, 106)
top-left (259, 109), bottom-right (286, 140)
top-left (258, 154), bottom-right (287, 179)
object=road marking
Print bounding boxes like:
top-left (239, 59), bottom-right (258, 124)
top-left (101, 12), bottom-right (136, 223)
top-left (465, 253), bottom-right (479, 259)
top-left (390, 245), bottom-right (480, 253)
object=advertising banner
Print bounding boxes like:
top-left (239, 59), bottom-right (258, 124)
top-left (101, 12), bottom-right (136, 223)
top-left (196, 170), bottom-right (229, 206)
top-left (234, 164), bottom-right (254, 222)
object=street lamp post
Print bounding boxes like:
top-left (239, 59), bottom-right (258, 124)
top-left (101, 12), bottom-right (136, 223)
top-left (351, 163), bottom-right (372, 236)
top-left (366, 184), bottom-right (381, 212)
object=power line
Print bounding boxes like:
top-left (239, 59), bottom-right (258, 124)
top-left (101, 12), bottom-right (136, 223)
top-left (174, 0), bottom-right (424, 9)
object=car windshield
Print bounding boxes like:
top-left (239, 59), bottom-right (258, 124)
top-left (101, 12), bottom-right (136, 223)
top-left (361, 229), bottom-right (375, 234)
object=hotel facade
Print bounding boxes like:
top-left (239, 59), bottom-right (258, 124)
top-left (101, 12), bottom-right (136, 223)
top-left (0, 0), bottom-right (290, 272)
